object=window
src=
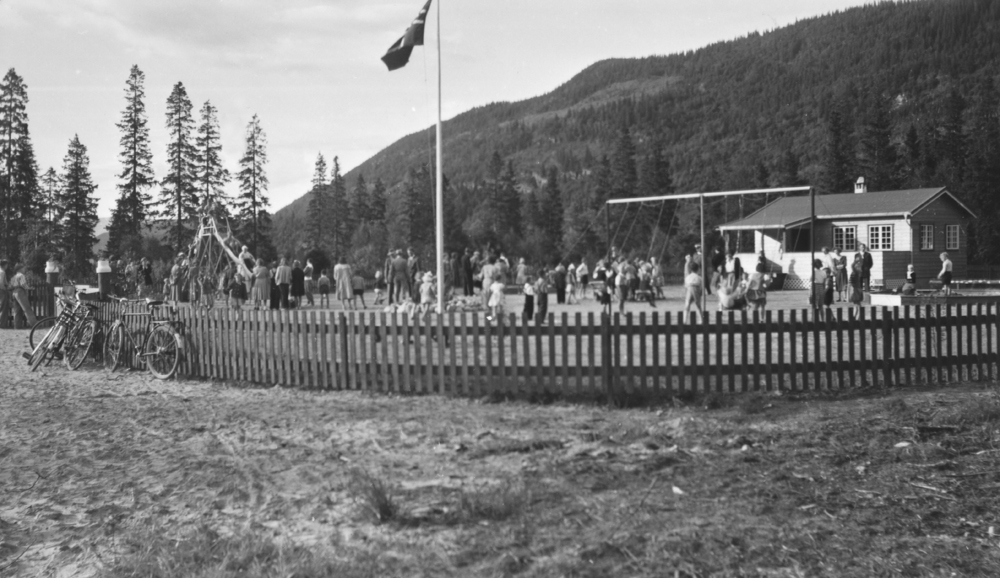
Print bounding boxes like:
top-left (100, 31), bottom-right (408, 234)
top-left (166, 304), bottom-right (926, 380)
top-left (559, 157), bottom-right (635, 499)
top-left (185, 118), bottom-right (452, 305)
top-left (833, 226), bottom-right (857, 252)
top-left (868, 224), bottom-right (893, 251)
top-left (920, 224), bottom-right (934, 250)
top-left (946, 225), bottom-right (960, 250)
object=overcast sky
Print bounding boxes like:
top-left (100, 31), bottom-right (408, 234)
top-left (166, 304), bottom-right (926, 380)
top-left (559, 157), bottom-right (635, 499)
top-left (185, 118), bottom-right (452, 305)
top-left (1, 0), bottom-right (871, 223)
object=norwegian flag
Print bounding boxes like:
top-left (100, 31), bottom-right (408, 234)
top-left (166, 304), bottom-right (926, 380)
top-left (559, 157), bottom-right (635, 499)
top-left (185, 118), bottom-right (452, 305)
top-left (381, 0), bottom-right (432, 71)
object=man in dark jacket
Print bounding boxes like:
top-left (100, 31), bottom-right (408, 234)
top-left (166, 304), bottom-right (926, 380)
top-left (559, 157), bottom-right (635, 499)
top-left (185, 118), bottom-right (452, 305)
top-left (859, 244), bottom-right (874, 291)
top-left (407, 248), bottom-right (422, 300)
top-left (461, 248), bottom-right (473, 296)
top-left (391, 250), bottom-right (410, 302)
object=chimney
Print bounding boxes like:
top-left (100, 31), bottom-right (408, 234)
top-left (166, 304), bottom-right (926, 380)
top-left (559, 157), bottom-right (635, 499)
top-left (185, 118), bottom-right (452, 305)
top-left (854, 176), bottom-right (867, 194)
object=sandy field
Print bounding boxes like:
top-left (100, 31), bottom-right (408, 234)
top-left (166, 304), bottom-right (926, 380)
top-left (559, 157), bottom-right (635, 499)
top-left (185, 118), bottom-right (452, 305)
top-left (2, 327), bottom-right (1000, 577)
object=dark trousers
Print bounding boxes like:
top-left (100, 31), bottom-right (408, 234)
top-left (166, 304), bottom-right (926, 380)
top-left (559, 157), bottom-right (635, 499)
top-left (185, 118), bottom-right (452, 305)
top-left (523, 294), bottom-right (535, 323)
top-left (555, 283), bottom-right (566, 304)
top-left (0, 289), bottom-right (9, 329)
top-left (279, 283), bottom-right (290, 309)
top-left (464, 272), bottom-right (474, 296)
top-left (536, 293), bottom-right (548, 323)
top-left (392, 277), bottom-right (409, 303)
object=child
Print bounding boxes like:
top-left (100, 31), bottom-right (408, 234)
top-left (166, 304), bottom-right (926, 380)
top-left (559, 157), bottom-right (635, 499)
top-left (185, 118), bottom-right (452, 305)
top-left (228, 272), bottom-right (247, 310)
top-left (352, 272), bottom-right (367, 308)
top-left (534, 271), bottom-right (549, 324)
top-left (417, 272), bottom-right (436, 318)
top-left (849, 260), bottom-right (863, 316)
top-left (317, 269), bottom-right (331, 308)
top-left (522, 275), bottom-right (535, 323)
top-left (684, 261), bottom-right (704, 322)
top-left (901, 264), bottom-right (917, 295)
top-left (487, 277), bottom-right (506, 324)
top-left (746, 264), bottom-right (767, 312)
top-left (374, 270), bottom-right (386, 305)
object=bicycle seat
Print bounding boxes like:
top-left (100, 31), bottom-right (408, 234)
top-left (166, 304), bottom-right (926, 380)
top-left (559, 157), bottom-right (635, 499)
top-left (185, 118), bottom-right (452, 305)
top-left (145, 299), bottom-right (166, 308)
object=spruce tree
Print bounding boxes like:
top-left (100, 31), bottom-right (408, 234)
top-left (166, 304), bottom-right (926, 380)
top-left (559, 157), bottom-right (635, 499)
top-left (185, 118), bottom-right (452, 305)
top-left (590, 155), bottom-right (613, 211)
top-left (369, 178), bottom-right (387, 223)
top-left (107, 65), bottom-right (155, 259)
top-left (307, 153), bottom-right (329, 251)
top-left (821, 103), bottom-right (855, 195)
top-left (329, 156), bottom-right (350, 256)
top-left (610, 126), bottom-right (637, 199)
top-left (349, 173), bottom-right (369, 232)
top-left (499, 160), bottom-right (521, 239)
top-left (776, 149), bottom-right (804, 187)
top-left (0, 68), bottom-right (39, 262)
top-left (234, 114), bottom-right (272, 257)
top-left (541, 165), bottom-right (564, 258)
top-left (157, 82), bottom-right (199, 253)
top-left (965, 80), bottom-right (1000, 261)
top-left (59, 136), bottom-right (99, 280)
top-left (195, 100), bottom-right (231, 210)
top-left (857, 91), bottom-right (901, 191)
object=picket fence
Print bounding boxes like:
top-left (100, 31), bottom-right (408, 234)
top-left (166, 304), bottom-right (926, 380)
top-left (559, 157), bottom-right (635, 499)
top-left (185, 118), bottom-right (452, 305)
top-left (94, 301), bottom-right (999, 399)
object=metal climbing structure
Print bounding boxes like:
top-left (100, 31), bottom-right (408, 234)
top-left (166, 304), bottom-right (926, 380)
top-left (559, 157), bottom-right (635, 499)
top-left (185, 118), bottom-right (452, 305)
top-left (182, 207), bottom-right (252, 306)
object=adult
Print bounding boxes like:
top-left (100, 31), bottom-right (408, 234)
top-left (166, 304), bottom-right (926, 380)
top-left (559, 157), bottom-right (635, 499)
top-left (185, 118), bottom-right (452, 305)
top-left (470, 251), bottom-right (482, 292)
top-left (812, 259), bottom-right (831, 317)
top-left (722, 248), bottom-right (742, 292)
top-left (938, 252), bottom-right (953, 296)
top-left (139, 257), bottom-right (153, 297)
top-left (0, 259), bottom-right (10, 329)
top-left (450, 252), bottom-right (462, 290)
top-left (390, 250), bottom-right (410, 303)
top-left (708, 245), bottom-right (723, 294)
top-left (746, 263), bottom-right (768, 312)
top-left (383, 250), bottom-right (396, 304)
top-left (859, 244), bottom-right (873, 291)
top-left (576, 260), bottom-right (590, 301)
top-left (269, 261), bottom-right (280, 310)
top-left (169, 255), bottom-right (184, 305)
top-left (649, 257), bottom-right (664, 299)
top-left (274, 258), bottom-right (292, 309)
top-left (9, 265), bottom-right (36, 328)
top-left (406, 248), bottom-right (422, 301)
top-left (333, 256), bottom-right (354, 310)
top-left (303, 258), bottom-right (315, 307)
top-left (238, 245), bottom-right (255, 296)
top-left (462, 248), bottom-right (474, 296)
top-left (533, 270), bottom-right (549, 324)
top-left (480, 256), bottom-right (497, 309)
top-left (553, 262), bottom-right (568, 304)
top-left (497, 253), bottom-right (511, 284)
top-left (290, 260), bottom-right (305, 308)
top-left (833, 248), bottom-right (848, 302)
top-left (251, 258), bottom-right (270, 309)
top-left (514, 258), bottom-right (528, 286)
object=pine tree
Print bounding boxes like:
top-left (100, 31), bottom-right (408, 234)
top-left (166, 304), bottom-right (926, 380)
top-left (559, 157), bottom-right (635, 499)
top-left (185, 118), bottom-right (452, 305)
top-left (776, 149), bottom-right (804, 187)
top-left (107, 65), bottom-right (155, 259)
top-left (965, 80), bottom-right (1000, 261)
top-left (499, 160), bottom-right (521, 239)
top-left (349, 173), bottom-right (369, 230)
top-left (590, 155), bottom-right (613, 211)
top-left (234, 114), bottom-right (272, 258)
top-left (610, 126), bottom-right (637, 199)
top-left (59, 136), bottom-right (99, 280)
top-left (157, 82), bottom-right (199, 252)
top-left (541, 165), bottom-right (564, 258)
top-left (195, 100), bottom-right (231, 210)
top-left (369, 178), bottom-right (387, 223)
top-left (0, 68), bottom-right (39, 262)
top-left (857, 91), bottom-right (901, 191)
top-left (821, 102), bottom-right (855, 195)
top-left (939, 87), bottom-right (967, 182)
top-left (307, 153), bottom-right (329, 251)
top-left (329, 156), bottom-right (350, 256)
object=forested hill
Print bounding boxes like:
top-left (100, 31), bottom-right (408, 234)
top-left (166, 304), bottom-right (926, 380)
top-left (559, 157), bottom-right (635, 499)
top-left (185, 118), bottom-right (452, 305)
top-left (273, 0), bottom-right (1000, 266)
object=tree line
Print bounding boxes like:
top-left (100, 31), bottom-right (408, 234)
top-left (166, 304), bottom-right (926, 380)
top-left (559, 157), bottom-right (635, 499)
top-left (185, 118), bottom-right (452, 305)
top-left (0, 65), bottom-right (275, 284)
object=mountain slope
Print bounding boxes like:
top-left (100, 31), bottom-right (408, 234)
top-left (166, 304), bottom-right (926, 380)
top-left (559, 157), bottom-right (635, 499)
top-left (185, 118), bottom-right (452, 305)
top-left (274, 0), bottom-right (1000, 259)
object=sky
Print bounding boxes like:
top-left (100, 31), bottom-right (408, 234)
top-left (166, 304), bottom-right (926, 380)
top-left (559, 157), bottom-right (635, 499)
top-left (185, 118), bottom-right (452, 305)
top-left (1, 0), bottom-right (873, 226)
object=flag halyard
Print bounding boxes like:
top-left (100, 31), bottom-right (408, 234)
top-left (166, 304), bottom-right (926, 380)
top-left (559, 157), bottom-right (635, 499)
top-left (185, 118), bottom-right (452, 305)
top-left (381, 0), bottom-right (432, 71)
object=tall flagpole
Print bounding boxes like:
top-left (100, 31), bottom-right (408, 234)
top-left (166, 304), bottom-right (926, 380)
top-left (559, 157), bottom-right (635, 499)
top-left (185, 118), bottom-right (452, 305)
top-left (435, 0), bottom-right (445, 314)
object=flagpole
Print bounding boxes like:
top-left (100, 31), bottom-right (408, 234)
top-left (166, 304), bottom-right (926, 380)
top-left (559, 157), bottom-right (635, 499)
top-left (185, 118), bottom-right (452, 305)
top-left (435, 0), bottom-right (445, 315)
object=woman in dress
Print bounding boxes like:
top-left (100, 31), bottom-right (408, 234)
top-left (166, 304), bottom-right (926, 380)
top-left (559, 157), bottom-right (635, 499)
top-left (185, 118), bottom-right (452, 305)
top-left (251, 258), bottom-right (270, 310)
top-left (303, 258), bottom-right (315, 307)
top-left (333, 256), bottom-right (354, 310)
top-left (290, 260), bottom-right (305, 308)
top-left (833, 248), bottom-right (848, 302)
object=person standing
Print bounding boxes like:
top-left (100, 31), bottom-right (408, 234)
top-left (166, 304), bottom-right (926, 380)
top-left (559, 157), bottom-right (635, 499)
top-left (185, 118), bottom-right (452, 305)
top-left (683, 261), bottom-right (704, 323)
top-left (859, 244), bottom-right (873, 291)
top-left (239, 245), bottom-right (255, 297)
top-left (303, 258), bottom-right (315, 307)
top-left (514, 258), bottom-right (528, 286)
top-left (746, 264), bottom-right (767, 312)
top-left (251, 258), bottom-right (270, 310)
top-left (533, 271), bottom-right (549, 324)
top-left (407, 247), bottom-right (422, 301)
top-left (462, 248), bottom-right (474, 297)
top-left (8, 265), bottom-right (35, 328)
top-left (480, 256), bottom-right (497, 309)
top-left (723, 248), bottom-right (742, 292)
top-left (390, 250), bottom-right (410, 303)
top-left (522, 275), bottom-right (535, 323)
top-left (274, 258), bottom-right (293, 309)
top-left (848, 258), bottom-right (864, 316)
top-left (707, 245), bottom-right (722, 294)
top-left (169, 255), bottom-right (184, 305)
top-left (812, 259), bottom-right (830, 319)
top-left (333, 256), bottom-right (354, 310)
top-left (383, 250), bottom-right (396, 304)
top-left (450, 252), bottom-right (462, 290)
top-left (938, 252), bottom-right (953, 296)
top-left (317, 269), bottom-right (331, 308)
top-left (576, 260), bottom-right (590, 301)
top-left (833, 248), bottom-right (848, 302)
top-left (139, 257), bottom-right (154, 297)
top-left (553, 262), bottom-right (567, 305)
top-left (290, 260), bottom-right (305, 308)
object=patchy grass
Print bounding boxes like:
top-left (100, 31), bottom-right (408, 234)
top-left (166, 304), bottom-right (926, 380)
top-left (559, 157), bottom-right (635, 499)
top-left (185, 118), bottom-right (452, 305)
top-left (3, 341), bottom-right (1000, 577)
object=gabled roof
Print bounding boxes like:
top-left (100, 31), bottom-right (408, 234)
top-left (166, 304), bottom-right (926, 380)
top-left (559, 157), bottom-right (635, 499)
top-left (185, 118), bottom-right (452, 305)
top-left (717, 187), bottom-right (976, 231)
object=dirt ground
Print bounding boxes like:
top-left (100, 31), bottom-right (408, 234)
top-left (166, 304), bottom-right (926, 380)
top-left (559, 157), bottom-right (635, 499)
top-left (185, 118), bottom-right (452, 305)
top-left (2, 328), bottom-right (1000, 577)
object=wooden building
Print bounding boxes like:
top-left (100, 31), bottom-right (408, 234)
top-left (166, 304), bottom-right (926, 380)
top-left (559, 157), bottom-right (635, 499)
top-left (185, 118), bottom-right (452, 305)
top-left (717, 179), bottom-right (976, 290)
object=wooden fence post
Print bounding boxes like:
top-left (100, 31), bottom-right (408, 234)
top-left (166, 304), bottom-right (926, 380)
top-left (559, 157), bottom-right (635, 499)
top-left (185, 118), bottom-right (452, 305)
top-left (601, 312), bottom-right (614, 406)
top-left (881, 306), bottom-right (893, 387)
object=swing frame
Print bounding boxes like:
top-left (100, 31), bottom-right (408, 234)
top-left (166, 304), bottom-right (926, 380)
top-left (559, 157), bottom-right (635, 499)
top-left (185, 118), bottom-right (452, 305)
top-left (605, 186), bottom-right (815, 313)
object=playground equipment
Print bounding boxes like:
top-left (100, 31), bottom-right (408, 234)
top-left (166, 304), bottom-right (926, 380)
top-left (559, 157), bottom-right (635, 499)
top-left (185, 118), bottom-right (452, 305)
top-left (182, 202), bottom-right (252, 307)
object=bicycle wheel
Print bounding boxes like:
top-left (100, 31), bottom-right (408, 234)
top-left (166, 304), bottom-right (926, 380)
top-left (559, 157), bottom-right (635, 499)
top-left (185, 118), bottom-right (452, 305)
top-left (144, 325), bottom-right (180, 379)
top-left (64, 319), bottom-right (97, 370)
top-left (29, 316), bottom-right (58, 351)
top-left (29, 325), bottom-right (60, 372)
top-left (103, 322), bottom-right (125, 372)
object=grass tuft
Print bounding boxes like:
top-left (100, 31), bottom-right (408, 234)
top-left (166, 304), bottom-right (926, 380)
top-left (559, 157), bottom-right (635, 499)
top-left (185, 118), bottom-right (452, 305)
top-left (348, 468), bottom-right (399, 524)
top-left (457, 479), bottom-right (530, 522)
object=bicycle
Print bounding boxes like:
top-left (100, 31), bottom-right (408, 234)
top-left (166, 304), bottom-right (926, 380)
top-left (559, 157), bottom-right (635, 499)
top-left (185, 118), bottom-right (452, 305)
top-left (103, 297), bottom-right (184, 379)
top-left (26, 291), bottom-right (99, 372)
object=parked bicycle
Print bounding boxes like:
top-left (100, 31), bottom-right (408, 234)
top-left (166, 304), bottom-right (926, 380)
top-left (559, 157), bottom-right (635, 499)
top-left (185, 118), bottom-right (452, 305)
top-left (26, 290), bottom-right (100, 372)
top-left (103, 297), bottom-right (184, 379)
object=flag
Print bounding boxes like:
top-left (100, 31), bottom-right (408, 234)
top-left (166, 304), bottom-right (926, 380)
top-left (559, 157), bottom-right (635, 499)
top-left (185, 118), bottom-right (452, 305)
top-left (381, 0), bottom-right (432, 71)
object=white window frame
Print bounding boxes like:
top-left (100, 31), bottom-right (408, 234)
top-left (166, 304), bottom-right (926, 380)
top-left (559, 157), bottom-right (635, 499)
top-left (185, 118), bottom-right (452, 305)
top-left (946, 225), bottom-right (960, 250)
top-left (867, 224), bottom-right (893, 251)
top-left (919, 224), bottom-right (934, 251)
top-left (833, 226), bottom-right (857, 252)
